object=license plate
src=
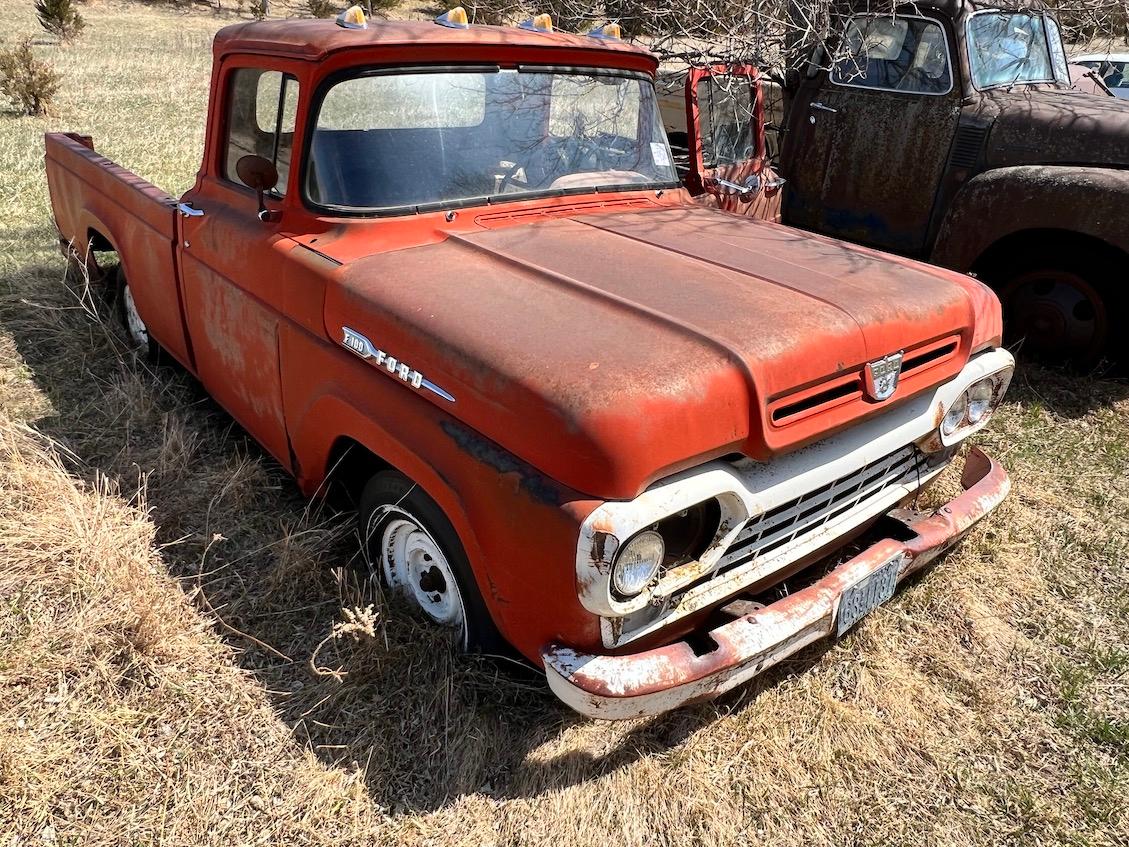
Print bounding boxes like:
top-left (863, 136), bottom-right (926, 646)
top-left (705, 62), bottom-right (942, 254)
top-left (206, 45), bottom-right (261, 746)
top-left (835, 555), bottom-right (904, 637)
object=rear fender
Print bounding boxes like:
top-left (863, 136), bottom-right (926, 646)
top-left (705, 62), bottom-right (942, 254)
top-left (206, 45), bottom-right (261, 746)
top-left (932, 165), bottom-right (1129, 271)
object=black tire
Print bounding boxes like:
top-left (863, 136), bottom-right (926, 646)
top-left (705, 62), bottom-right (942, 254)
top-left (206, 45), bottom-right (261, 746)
top-left (113, 266), bottom-right (159, 360)
top-left (358, 470), bottom-right (509, 655)
top-left (992, 252), bottom-right (1124, 369)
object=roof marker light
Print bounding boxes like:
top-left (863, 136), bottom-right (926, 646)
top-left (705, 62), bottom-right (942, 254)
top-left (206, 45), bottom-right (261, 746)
top-left (518, 13), bottom-right (554, 32)
top-left (336, 5), bottom-right (367, 28)
top-left (435, 6), bottom-right (469, 28)
top-left (587, 22), bottom-right (623, 39)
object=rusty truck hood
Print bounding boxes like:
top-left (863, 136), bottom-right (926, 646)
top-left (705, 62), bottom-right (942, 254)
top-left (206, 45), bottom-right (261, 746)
top-left (325, 207), bottom-right (989, 499)
top-left (985, 88), bottom-right (1129, 168)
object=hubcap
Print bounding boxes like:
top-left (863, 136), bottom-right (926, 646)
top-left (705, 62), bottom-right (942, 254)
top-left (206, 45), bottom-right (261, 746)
top-left (373, 513), bottom-right (467, 637)
top-left (122, 283), bottom-right (150, 348)
top-left (1002, 270), bottom-right (1107, 363)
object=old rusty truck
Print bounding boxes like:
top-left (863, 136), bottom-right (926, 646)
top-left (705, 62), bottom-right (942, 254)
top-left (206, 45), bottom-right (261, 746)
top-left (662, 0), bottom-right (1129, 365)
top-left (45, 8), bottom-right (1014, 719)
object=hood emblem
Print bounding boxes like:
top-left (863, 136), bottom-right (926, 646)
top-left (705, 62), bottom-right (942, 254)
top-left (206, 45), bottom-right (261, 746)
top-left (341, 327), bottom-right (455, 403)
top-left (863, 351), bottom-right (903, 402)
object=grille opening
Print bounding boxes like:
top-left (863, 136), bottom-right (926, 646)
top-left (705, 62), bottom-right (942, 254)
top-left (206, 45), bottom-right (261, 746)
top-left (771, 379), bottom-right (860, 423)
top-left (656, 499), bottom-right (722, 567)
top-left (718, 446), bottom-right (933, 578)
top-left (871, 513), bottom-right (921, 543)
top-left (900, 341), bottom-right (958, 374)
top-left (684, 629), bottom-right (720, 657)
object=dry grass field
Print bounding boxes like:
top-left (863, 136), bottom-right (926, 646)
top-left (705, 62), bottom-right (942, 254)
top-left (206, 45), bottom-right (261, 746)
top-left (1, 2), bottom-right (1128, 845)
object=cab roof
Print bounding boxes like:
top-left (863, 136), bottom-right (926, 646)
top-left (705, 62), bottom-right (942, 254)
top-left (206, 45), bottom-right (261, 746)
top-left (213, 18), bottom-right (655, 65)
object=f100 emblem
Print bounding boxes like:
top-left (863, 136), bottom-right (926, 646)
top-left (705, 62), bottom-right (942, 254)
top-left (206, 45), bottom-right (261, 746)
top-left (341, 327), bottom-right (455, 403)
top-left (863, 351), bottom-right (903, 402)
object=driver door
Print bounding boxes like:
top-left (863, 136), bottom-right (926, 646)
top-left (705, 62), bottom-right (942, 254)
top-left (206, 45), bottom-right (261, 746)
top-left (176, 64), bottom-right (299, 468)
top-left (686, 65), bottom-right (784, 221)
top-left (783, 15), bottom-right (962, 255)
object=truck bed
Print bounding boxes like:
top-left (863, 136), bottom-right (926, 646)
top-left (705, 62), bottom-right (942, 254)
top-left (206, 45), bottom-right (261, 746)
top-left (44, 132), bottom-right (191, 367)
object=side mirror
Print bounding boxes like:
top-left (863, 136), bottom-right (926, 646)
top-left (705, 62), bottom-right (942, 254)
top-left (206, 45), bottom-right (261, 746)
top-left (236, 155), bottom-right (280, 222)
top-left (710, 174), bottom-right (761, 197)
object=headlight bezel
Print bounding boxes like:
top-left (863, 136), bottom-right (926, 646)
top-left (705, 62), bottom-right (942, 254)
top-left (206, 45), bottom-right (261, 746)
top-left (936, 369), bottom-right (1012, 447)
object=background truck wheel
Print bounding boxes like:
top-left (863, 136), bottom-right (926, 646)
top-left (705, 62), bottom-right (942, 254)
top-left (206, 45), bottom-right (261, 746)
top-left (995, 256), bottom-right (1121, 368)
top-left (358, 470), bottom-right (507, 654)
top-left (114, 267), bottom-right (157, 358)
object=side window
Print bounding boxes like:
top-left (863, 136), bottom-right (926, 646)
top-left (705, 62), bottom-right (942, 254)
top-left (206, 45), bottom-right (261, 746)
top-left (223, 68), bottom-right (300, 195)
top-left (760, 79), bottom-right (785, 166)
top-left (1043, 16), bottom-right (1070, 85)
top-left (832, 17), bottom-right (953, 94)
top-left (696, 74), bottom-right (757, 168)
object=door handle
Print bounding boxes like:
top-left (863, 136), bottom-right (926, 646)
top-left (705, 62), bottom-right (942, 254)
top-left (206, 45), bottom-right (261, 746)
top-left (177, 202), bottom-right (204, 218)
top-left (810, 101), bottom-right (838, 114)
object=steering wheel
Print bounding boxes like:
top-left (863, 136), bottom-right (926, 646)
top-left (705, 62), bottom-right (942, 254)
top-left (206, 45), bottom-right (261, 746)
top-left (550, 135), bottom-right (603, 174)
top-left (495, 159), bottom-right (529, 194)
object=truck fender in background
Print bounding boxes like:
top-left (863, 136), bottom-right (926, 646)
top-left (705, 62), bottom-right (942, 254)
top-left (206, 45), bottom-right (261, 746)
top-left (931, 165), bottom-right (1129, 273)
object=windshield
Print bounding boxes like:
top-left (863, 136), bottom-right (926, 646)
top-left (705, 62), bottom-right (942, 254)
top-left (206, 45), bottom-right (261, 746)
top-left (306, 68), bottom-right (678, 213)
top-left (967, 12), bottom-right (1059, 88)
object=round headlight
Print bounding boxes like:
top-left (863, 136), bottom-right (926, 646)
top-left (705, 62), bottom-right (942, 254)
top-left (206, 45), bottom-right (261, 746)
top-left (942, 393), bottom-right (968, 437)
top-left (966, 379), bottom-right (994, 424)
top-left (611, 530), bottom-right (664, 597)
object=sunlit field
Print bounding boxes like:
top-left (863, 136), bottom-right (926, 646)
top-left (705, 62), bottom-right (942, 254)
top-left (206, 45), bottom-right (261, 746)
top-left (1, 1), bottom-right (1127, 844)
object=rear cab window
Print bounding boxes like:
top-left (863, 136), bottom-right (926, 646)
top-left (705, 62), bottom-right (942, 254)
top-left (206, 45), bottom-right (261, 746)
top-left (223, 68), bottom-right (300, 195)
top-left (832, 16), bottom-right (953, 95)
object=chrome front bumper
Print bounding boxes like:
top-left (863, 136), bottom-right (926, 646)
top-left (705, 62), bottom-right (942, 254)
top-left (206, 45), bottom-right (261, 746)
top-left (543, 447), bottom-right (1010, 720)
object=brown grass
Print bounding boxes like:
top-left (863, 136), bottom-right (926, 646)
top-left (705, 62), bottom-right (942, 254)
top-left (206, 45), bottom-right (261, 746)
top-left (1, 1), bottom-right (1128, 844)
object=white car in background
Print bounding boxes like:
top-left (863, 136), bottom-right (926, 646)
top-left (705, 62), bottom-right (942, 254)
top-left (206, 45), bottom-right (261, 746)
top-left (1072, 53), bottom-right (1129, 98)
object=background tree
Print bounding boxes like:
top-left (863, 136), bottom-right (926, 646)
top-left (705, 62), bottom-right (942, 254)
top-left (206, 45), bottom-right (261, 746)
top-left (35, 0), bottom-right (85, 42)
top-left (0, 37), bottom-right (60, 116)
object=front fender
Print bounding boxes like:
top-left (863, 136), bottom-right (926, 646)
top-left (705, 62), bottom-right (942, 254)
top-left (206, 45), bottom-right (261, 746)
top-left (932, 165), bottom-right (1129, 271)
top-left (282, 330), bottom-right (605, 662)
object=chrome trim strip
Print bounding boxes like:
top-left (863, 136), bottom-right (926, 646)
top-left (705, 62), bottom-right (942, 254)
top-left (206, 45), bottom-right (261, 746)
top-left (340, 326), bottom-right (456, 403)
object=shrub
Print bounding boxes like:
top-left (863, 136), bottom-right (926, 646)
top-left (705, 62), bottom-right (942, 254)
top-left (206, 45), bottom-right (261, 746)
top-left (367, 0), bottom-right (402, 14)
top-left (0, 38), bottom-right (60, 116)
top-left (35, 0), bottom-right (85, 42)
top-left (461, 0), bottom-right (511, 26)
top-left (305, 0), bottom-right (335, 17)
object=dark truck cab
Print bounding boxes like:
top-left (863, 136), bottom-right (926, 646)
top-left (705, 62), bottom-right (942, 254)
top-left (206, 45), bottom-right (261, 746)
top-left (666, 0), bottom-right (1129, 364)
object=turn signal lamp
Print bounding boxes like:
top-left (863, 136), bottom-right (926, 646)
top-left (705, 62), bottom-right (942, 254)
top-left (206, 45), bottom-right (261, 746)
top-left (336, 5), bottom-right (367, 28)
top-left (435, 6), bottom-right (469, 28)
top-left (519, 13), bottom-right (554, 32)
top-left (587, 22), bottom-right (622, 39)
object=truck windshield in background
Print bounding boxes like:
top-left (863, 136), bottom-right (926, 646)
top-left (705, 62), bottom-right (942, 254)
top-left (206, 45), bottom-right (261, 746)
top-left (832, 16), bottom-right (952, 94)
top-left (305, 68), bottom-right (678, 213)
top-left (967, 11), bottom-right (1069, 89)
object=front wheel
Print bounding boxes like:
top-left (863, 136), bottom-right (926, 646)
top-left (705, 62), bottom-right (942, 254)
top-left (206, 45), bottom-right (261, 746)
top-left (357, 470), bottom-right (507, 654)
top-left (995, 259), bottom-right (1120, 368)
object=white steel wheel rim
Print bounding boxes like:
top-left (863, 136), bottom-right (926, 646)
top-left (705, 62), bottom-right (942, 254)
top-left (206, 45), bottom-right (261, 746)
top-left (122, 283), bottom-right (149, 348)
top-left (379, 515), bottom-right (467, 635)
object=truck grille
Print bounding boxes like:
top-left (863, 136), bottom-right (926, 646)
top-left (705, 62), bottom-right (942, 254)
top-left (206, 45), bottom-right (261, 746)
top-left (716, 445), bottom-right (929, 571)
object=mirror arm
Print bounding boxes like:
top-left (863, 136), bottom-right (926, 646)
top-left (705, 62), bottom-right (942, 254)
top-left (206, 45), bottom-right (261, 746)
top-left (256, 188), bottom-right (279, 223)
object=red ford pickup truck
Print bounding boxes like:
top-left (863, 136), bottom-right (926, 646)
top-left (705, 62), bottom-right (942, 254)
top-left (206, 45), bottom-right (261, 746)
top-left (45, 9), bottom-right (1014, 719)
